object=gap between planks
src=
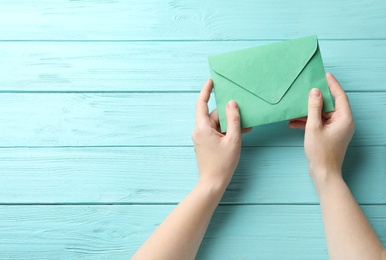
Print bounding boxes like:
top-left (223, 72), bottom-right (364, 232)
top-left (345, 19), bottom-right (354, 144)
top-left (0, 203), bottom-right (384, 206)
top-left (0, 90), bottom-right (385, 94)
top-left (0, 145), bottom-right (384, 148)
top-left (1, 38), bottom-right (386, 42)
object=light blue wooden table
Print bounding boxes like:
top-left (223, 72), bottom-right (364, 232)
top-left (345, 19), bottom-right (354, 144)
top-left (0, 1), bottom-right (385, 259)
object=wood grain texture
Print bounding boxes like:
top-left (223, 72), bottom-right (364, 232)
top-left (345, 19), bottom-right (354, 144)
top-left (0, 0), bottom-right (385, 40)
top-left (0, 40), bottom-right (385, 92)
top-left (0, 147), bottom-right (384, 204)
top-left (0, 93), bottom-right (385, 147)
top-left (1, 1), bottom-right (385, 258)
top-left (0, 205), bottom-right (384, 259)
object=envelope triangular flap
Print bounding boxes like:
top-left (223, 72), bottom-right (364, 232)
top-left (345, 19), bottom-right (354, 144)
top-left (208, 36), bottom-right (318, 104)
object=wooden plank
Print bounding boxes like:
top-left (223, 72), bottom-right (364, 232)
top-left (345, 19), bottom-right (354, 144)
top-left (0, 93), bottom-right (385, 147)
top-left (0, 205), bottom-right (384, 259)
top-left (1, 40), bottom-right (385, 92)
top-left (0, 146), bottom-right (384, 204)
top-left (0, 0), bottom-right (385, 40)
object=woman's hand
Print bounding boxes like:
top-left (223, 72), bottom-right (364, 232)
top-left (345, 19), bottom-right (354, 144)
top-left (133, 79), bottom-right (251, 260)
top-left (192, 79), bottom-right (251, 191)
top-left (289, 73), bottom-right (355, 185)
top-left (290, 73), bottom-right (386, 260)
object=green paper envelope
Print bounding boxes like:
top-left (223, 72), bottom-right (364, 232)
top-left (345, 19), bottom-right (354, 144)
top-left (208, 35), bottom-right (334, 132)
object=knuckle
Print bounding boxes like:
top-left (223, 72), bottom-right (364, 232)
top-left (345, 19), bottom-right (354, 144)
top-left (227, 110), bottom-right (240, 122)
top-left (191, 126), bottom-right (210, 141)
top-left (191, 129), bottom-right (199, 140)
top-left (306, 122), bottom-right (321, 131)
top-left (343, 115), bottom-right (354, 125)
top-left (231, 114), bottom-right (240, 123)
top-left (345, 117), bottom-right (355, 133)
top-left (308, 100), bottom-right (321, 109)
top-left (338, 93), bottom-right (350, 104)
top-left (342, 92), bottom-right (349, 101)
top-left (226, 134), bottom-right (241, 145)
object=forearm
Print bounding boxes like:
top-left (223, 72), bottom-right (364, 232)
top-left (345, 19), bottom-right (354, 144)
top-left (313, 171), bottom-right (385, 260)
top-left (132, 179), bottom-right (226, 260)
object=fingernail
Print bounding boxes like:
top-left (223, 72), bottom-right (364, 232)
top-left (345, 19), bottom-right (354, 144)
top-left (310, 88), bottom-right (321, 98)
top-left (228, 100), bottom-right (238, 109)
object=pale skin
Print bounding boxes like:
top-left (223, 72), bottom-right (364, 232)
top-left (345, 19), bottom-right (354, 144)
top-left (132, 79), bottom-right (250, 259)
top-left (133, 74), bottom-right (385, 259)
top-left (289, 73), bottom-right (386, 260)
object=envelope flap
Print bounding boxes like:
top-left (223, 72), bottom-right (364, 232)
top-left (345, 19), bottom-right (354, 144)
top-left (208, 36), bottom-right (318, 104)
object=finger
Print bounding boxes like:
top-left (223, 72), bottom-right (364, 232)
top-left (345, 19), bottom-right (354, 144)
top-left (326, 73), bottom-right (352, 114)
top-left (323, 111), bottom-right (333, 120)
top-left (209, 109), bottom-right (219, 123)
top-left (241, 127), bottom-right (252, 134)
top-left (225, 100), bottom-right (241, 142)
top-left (306, 88), bottom-right (323, 129)
top-left (288, 120), bottom-right (306, 130)
top-left (209, 109), bottom-right (220, 130)
top-left (290, 116), bottom-right (307, 122)
top-left (196, 79), bottom-right (213, 127)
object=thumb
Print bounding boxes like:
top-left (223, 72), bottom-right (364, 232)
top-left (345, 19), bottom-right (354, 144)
top-left (307, 88), bottom-right (323, 129)
top-left (225, 100), bottom-right (241, 141)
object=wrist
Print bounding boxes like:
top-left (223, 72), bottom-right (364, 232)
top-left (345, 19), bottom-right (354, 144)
top-left (310, 167), bottom-right (343, 195)
top-left (197, 175), bottom-right (229, 199)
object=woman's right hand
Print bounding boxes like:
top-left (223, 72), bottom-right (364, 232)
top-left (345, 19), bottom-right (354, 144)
top-left (289, 73), bottom-right (355, 186)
